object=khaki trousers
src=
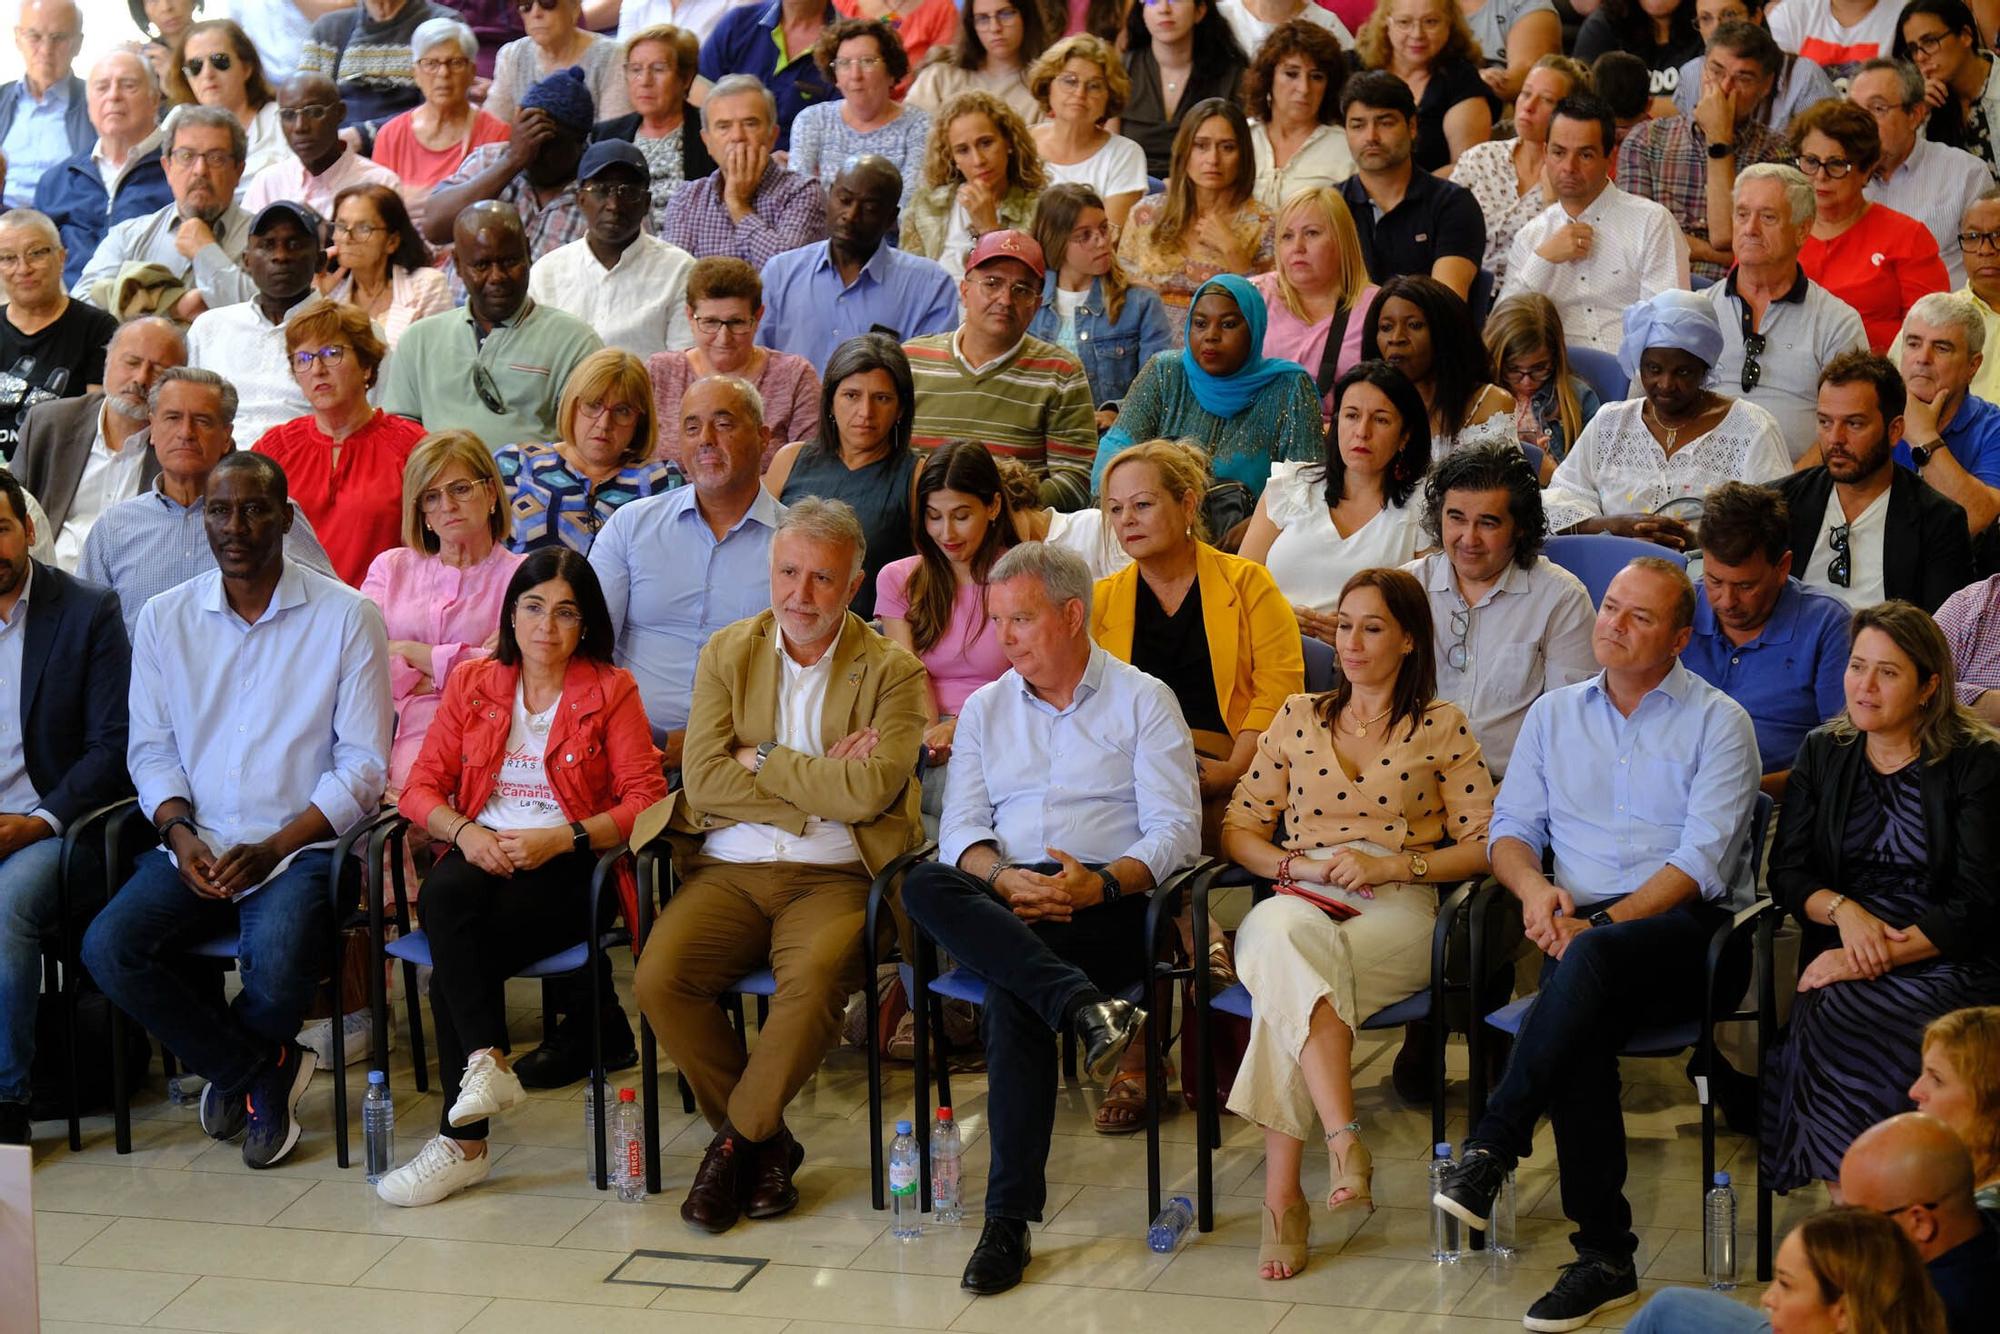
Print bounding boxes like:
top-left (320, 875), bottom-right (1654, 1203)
top-left (634, 857), bottom-right (873, 1141)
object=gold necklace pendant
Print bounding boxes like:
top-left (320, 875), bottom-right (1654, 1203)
top-left (1347, 705), bottom-right (1392, 736)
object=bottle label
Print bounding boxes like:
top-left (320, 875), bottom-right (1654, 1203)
top-left (889, 1162), bottom-right (918, 1194)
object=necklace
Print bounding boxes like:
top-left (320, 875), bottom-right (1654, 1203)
top-left (523, 690), bottom-right (561, 736)
top-left (1343, 703), bottom-right (1392, 736)
top-left (1644, 396), bottom-right (1711, 450)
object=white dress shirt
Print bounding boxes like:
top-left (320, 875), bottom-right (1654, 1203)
top-left (1499, 182), bottom-right (1692, 353)
top-left (1543, 397), bottom-right (1792, 533)
top-left (703, 632), bottom-right (862, 865)
top-left (185, 295), bottom-right (316, 447)
top-left (1802, 485), bottom-right (1889, 609)
top-left (54, 403), bottom-right (149, 573)
top-left (1866, 138), bottom-right (1992, 290)
top-left (527, 233), bottom-right (696, 360)
top-left (0, 563), bottom-right (58, 831)
top-left (127, 560), bottom-right (391, 893)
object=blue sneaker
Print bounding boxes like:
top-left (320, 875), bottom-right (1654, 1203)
top-left (199, 1079), bottom-right (246, 1142)
top-left (242, 1042), bottom-right (316, 1169)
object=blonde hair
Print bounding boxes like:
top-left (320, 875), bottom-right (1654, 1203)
top-left (1027, 33), bottom-right (1129, 121)
top-left (623, 24), bottom-right (699, 81)
top-left (1531, 52), bottom-right (1591, 94)
top-left (1924, 1007), bottom-right (2000, 1186)
top-left (401, 430), bottom-right (510, 552)
top-left (1355, 0), bottom-right (1483, 72)
top-left (1484, 293), bottom-right (1584, 452)
top-left (923, 90), bottom-right (1047, 192)
top-left (1792, 1209), bottom-right (1948, 1334)
top-left (556, 348), bottom-right (658, 466)
top-left (1273, 187), bottom-right (1371, 320)
top-left (1100, 439), bottom-right (1211, 543)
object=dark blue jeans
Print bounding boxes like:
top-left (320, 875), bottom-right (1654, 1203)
top-left (0, 838), bottom-right (65, 1103)
top-left (901, 860), bottom-right (1150, 1223)
top-left (81, 847), bottom-right (335, 1098)
top-left (1467, 900), bottom-right (1736, 1263)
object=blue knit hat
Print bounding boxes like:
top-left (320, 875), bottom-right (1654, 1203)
top-left (519, 65), bottom-right (594, 134)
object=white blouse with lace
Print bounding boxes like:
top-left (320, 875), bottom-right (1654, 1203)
top-left (1451, 138), bottom-right (1551, 284)
top-left (1541, 396), bottom-right (1791, 534)
top-left (1435, 409), bottom-right (1520, 459)
top-left (1261, 461), bottom-right (1426, 613)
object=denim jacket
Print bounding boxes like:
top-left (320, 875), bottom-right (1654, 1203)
top-left (1029, 274), bottom-right (1174, 409)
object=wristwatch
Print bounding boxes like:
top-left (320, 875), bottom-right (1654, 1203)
top-left (753, 741), bottom-right (777, 773)
top-left (1406, 851), bottom-right (1429, 880)
top-left (1096, 865), bottom-right (1122, 904)
top-left (1910, 441), bottom-right (1940, 470)
top-left (1706, 139), bottom-right (1735, 160)
top-left (569, 820), bottom-right (590, 853)
top-left (1588, 908), bottom-right (1615, 929)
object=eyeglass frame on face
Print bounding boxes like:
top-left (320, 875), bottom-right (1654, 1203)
top-left (1502, 357), bottom-right (1553, 387)
top-left (278, 102), bottom-right (339, 126)
top-left (969, 272), bottom-right (1040, 303)
top-left (515, 597), bottom-right (584, 628)
top-left (831, 55), bottom-right (885, 73)
top-left (1388, 13), bottom-right (1448, 32)
top-left (580, 180), bottom-right (648, 203)
top-left (972, 6), bottom-right (1021, 28)
top-left (577, 398), bottom-right (641, 425)
top-left (419, 477), bottom-right (490, 511)
top-left (1797, 153), bottom-right (1858, 179)
top-left (692, 314), bottom-right (755, 336)
top-left (1070, 221), bottom-right (1117, 247)
top-left (1960, 229), bottom-right (2000, 253)
top-left (0, 244), bottom-right (56, 270)
top-left (168, 147), bottom-right (238, 170)
top-left (1053, 71), bottom-right (1109, 95)
top-left (291, 345), bottom-right (351, 372)
top-left (1906, 30), bottom-right (1956, 55)
top-left (332, 220), bottom-right (383, 241)
top-left (516, 0), bottom-right (564, 11)
top-left (182, 52), bottom-right (233, 77)
top-left (17, 26), bottom-right (79, 49)
top-left (416, 55), bottom-right (473, 74)
top-left (626, 59), bottom-right (676, 79)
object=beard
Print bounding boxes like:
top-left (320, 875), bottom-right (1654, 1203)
top-left (106, 389), bottom-right (150, 421)
top-left (0, 554), bottom-right (25, 597)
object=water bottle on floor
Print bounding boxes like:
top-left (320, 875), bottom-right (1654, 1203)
top-left (889, 1120), bottom-right (922, 1239)
top-left (583, 1076), bottom-right (604, 1183)
top-left (1705, 1170), bottom-right (1738, 1290)
top-left (1429, 1143), bottom-right (1462, 1263)
top-left (612, 1088), bottom-right (645, 1203)
top-left (1488, 1168), bottom-right (1517, 1259)
top-left (1148, 1196), bottom-right (1195, 1253)
top-left (362, 1070), bottom-right (395, 1184)
top-left (932, 1107), bottom-right (963, 1224)
top-left (166, 1073), bottom-right (203, 1106)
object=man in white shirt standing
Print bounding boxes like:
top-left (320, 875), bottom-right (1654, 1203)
top-left (528, 140), bottom-right (694, 360)
top-left (14, 316), bottom-right (185, 572)
top-left (81, 449), bottom-right (390, 1171)
top-left (1499, 93), bottom-right (1690, 354)
top-left (1853, 58), bottom-right (1991, 290)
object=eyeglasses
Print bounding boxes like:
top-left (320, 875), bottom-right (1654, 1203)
top-left (1856, 99), bottom-right (1917, 117)
top-left (1828, 522), bottom-right (1851, 588)
top-left (0, 245), bottom-right (56, 270)
top-left (969, 272), bottom-right (1040, 302)
top-left (291, 345), bottom-right (350, 371)
top-left (182, 52), bottom-right (232, 77)
top-left (831, 55), bottom-right (885, 73)
top-left (1906, 31), bottom-right (1954, 55)
top-left (416, 56), bottom-right (473, 73)
top-left (692, 314), bottom-right (755, 335)
top-left (624, 60), bottom-right (675, 79)
top-left (1388, 14), bottom-right (1448, 31)
top-left (332, 220), bottom-right (382, 240)
top-left (168, 147), bottom-right (238, 170)
top-left (17, 27), bottom-right (80, 48)
top-left (1446, 604), bottom-right (1471, 672)
top-left (577, 398), bottom-right (640, 424)
top-left (1069, 223), bottom-right (1117, 246)
top-left (972, 7), bottom-right (1021, 29)
top-left (1882, 1200), bottom-right (1942, 1218)
top-left (516, 601), bottom-right (584, 627)
top-left (1742, 331), bottom-right (1765, 393)
top-left (278, 103), bottom-right (339, 126)
top-left (581, 180), bottom-right (648, 203)
top-left (1960, 230), bottom-right (2000, 253)
top-left (1502, 359), bottom-right (1553, 386)
top-left (1052, 72), bottom-right (1109, 95)
top-left (1797, 153), bottom-right (1857, 179)
top-left (472, 363), bottom-right (507, 415)
top-left (419, 478), bottom-right (490, 510)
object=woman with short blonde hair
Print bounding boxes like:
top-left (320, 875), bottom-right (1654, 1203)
top-left (1252, 187), bottom-right (1378, 418)
top-left (1027, 34), bottom-right (1148, 228)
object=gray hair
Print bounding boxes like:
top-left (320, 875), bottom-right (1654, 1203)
top-left (1854, 56), bottom-right (1926, 108)
top-left (776, 496), bottom-right (867, 577)
top-left (0, 208), bottom-right (60, 250)
top-left (410, 16), bottom-right (477, 60)
top-left (149, 366), bottom-right (238, 426)
top-left (108, 314), bottom-right (187, 361)
top-left (690, 372), bottom-right (765, 429)
top-left (990, 540), bottom-right (1093, 618)
top-left (91, 46), bottom-right (161, 103)
top-left (1735, 163), bottom-right (1814, 230)
top-left (706, 73), bottom-right (778, 125)
top-left (1901, 291), bottom-right (1988, 361)
top-left (163, 103), bottom-right (248, 164)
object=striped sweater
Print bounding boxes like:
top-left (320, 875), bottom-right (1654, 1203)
top-left (299, 0), bottom-right (460, 135)
top-left (904, 331), bottom-right (1098, 511)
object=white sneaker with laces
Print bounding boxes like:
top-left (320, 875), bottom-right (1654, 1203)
top-left (447, 1050), bottom-right (525, 1127)
top-left (375, 1135), bottom-right (491, 1207)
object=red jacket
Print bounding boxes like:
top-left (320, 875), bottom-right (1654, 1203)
top-left (400, 654), bottom-right (667, 929)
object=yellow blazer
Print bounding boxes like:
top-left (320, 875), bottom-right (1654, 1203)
top-left (1091, 542), bottom-right (1304, 738)
top-left (638, 610), bottom-right (929, 876)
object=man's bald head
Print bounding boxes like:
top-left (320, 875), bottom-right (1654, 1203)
top-left (454, 202), bottom-right (531, 326)
top-left (277, 73), bottom-right (344, 172)
top-left (16, 0), bottom-right (80, 95)
top-left (453, 200), bottom-right (527, 255)
top-left (1841, 1113), bottom-right (1983, 1259)
top-left (826, 153), bottom-right (902, 258)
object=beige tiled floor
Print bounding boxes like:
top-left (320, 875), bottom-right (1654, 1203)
top-left (25, 966), bottom-right (1822, 1333)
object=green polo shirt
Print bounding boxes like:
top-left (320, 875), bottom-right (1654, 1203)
top-left (382, 299), bottom-right (603, 450)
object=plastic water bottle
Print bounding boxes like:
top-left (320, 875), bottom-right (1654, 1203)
top-left (166, 1072), bottom-right (203, 1106)
top-left (889, 1120), bottom-right (922, 1239)
top-left (1430, 1143), bottom-right (1463, 1263)
top-left (1706, 1170), bottom-right (1738, 1290)
top-left (362, 1070), bottom-right (395, 1184)
top-left (1148, 1196), bottom-right (1195, 1253)
top-left (932, 1107), bottom-right (963, 1224)
top-left (612, 1088), bottom-right (645, 1203)
top-left (1488, 1169), bottom-right (1518, 1259)
top-left (583, 1076), bottom-right (604, 1183)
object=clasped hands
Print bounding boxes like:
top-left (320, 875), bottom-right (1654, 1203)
top-left (1521, 880), bottom-right (1590, 960)
top-left (1798, 900), bottom-right (1907, 992)
top-left (995, 849), bottom-right (1106, 922)
top-left (168, 825), bottom-right (286, 900)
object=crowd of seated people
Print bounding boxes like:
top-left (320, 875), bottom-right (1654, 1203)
top-left (13, 0), bottom-right (2000, 1327)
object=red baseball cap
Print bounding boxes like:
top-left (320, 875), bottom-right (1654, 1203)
top-left (966, 229), bottom-right (1046, 281)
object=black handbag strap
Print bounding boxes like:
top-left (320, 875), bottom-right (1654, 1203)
top-left (1315, 303), bottom-right (1353, 397)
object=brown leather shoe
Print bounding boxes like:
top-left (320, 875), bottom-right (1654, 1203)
top-left (680, 1132), bottom-right (745, 1232)
top-left (742, 1128), bottom-right (806, 1219)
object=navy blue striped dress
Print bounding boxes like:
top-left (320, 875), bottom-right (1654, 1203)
top-left (1761, 760), bottom-right (2000, 1191)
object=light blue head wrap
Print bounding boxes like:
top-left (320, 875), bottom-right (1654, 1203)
top-left (1616, 288), bottom-right (1726, 385)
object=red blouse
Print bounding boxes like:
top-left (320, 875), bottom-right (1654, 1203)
top-left (255, 410), bottom-right (427, 586)
top-left (1798, 203), bottom-right (1950, 354)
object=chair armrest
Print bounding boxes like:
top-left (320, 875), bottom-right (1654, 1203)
top-left (587, 844), bottom-right (632, 938)
top-left (101, 803), bottom-right (161, 899)
top-left (330, 806), bottom-right (408, 920)
top-left (865, 841), bottom-right (937, 968)
top-left (60, 797), bottom-right (137, 894)
top-left (1146, 857), bottom-right (1216, 970)
top-left (1430, 879), bottom-right (1475, 984)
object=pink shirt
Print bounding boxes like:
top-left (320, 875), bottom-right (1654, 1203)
top-left (360, 542), bottom-right (526, 790)
top-left (1251, 272), bottom-right (1375, 420)
top-left (875, 554), bottom-right (1012, 716)
top-left (243, 146), bottom-right (405, 217)
top-left (647, 348), bottom-right (822, 472)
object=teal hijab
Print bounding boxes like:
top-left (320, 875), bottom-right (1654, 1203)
top-left (1180, 273), bottom-right (1311, 418)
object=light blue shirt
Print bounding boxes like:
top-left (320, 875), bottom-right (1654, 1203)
top-left (128, 560), bottom-right (391, 884)
top-left (589, 484), bottom-right (785, 739)
top-left (78, 479), bottom-right (335, 637)
top-left (755, 240), bottom-right (961, 371)
top-left (0, 563), bottom-right (57, 832)
top-left (2, 78), bottom-right (75, 207)
top-left (940, 646), bottom-right (1202, 888)
top-left (1489, 661), bottom-right (1761, 907)
top-left (71, 200), bottom-right (254, 306)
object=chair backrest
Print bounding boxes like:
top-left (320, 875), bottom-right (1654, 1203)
top-left (1566, 344), bottom-right (1627, 406)
top-left (1743, 791), bottom-right (1775, 896)
top-left (1520, 439), bottom-right (1544, 479)
top-left (1544, 533), bottom-right (1687, 607)
top-left (1301, 633), bottom-right (1336, 693)
top-left (1468, 268), bottom-right (1496, 325)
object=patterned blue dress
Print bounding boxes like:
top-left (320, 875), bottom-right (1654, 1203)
top-left (496, 441), bottom-right (683, 556)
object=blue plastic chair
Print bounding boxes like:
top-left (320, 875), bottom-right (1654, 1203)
top-left (1301, 633), bottom-right (1335, 693)
top-left (1566, 344), bottom-right (1628, 406)
top-left (1146, 174), bottom-right (1165, 196)
top-left (1520, 440), bottom-right (1545, 479)
top-left (1544, 533), bottom-right (1688, 607)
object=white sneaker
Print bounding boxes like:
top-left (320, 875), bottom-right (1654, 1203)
top-left (447, 1050), bottom-right (525, 1127)
top-left (375, 1135), bottom-right (491, 1207)
top-left (297, 1008), bottom-right (385, 1068)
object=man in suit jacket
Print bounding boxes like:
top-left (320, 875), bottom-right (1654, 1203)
top-left (0, 465), bottom-right (131, 1145)
top-left (633, 497), bottom-right (927, 1235)
top-left (13, 317), bottom-right (183, 571)
top-left (1774, 351), bottom-right (1973, 614)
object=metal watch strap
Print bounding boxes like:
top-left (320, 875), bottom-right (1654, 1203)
top-left (754, 741), bottom-right (777, 773)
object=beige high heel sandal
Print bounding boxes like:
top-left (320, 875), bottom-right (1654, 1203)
top-left (1327, 1122), bottom-right (1374, 1213)
top-left (1258, 1198), bottom-right (1311, 1279)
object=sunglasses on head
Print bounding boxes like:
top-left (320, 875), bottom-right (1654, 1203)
top-left (183, 52), bottom-right (232, 77)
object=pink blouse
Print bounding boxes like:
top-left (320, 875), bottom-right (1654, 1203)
top-left (646, 348), bottom-right (823, 472)
top-left (360, 542), bottom-right (526, 790)
top-left (1252, 272), bottom-right (1376, 421)
top-left (874, 554), bottom-right (1012, 717)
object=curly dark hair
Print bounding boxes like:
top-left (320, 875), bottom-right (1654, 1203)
top-left (1362, 275), bottom-right (1495, 442)
top-left (1243, 18), bottom-right (1347, 125)
top-left (1421, 445), bottom-right (1548, 570)
top-left (813, 17), bottom-right (912, 84)
top-left (1309, 360), bottom-right (1432, 511)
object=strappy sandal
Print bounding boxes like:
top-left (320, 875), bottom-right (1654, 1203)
top-left (1327, 1121), bottom-right (1374, 1213)
top-left (1258, 1199), bottom-right (1311, 1279)
top-left (1092, 1065), bottom-right (1160, 1134)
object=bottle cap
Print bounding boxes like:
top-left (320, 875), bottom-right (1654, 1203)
top-left (1435, 1142), bottom-right (1452, 1157)
top-left (368, 1070), bottom-right (386, 1085)
top-left (1714, 1171), bottom-right (1730, 1187)
top-left (896, 1119), bottom-right (912, 1134)
top-left (618, 1087), bottom-right (637, 1103)
top-left (938, 1107), bottom-right (953, 1123)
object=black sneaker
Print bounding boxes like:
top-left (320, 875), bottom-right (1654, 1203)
top-left (199, 1080), bottom-right (246, 1142)
top-left (1522, 1256), bottom-right (1640, 1333)
top-left (0, 1100), bottom-right (28, 1146)
top-left (242, 1042), bottom-right (316, 1170)
top-left (1432, 1145), bottom-right (1510, 1230)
